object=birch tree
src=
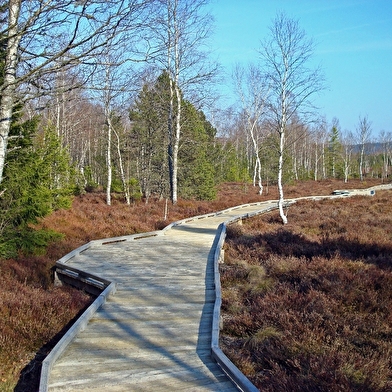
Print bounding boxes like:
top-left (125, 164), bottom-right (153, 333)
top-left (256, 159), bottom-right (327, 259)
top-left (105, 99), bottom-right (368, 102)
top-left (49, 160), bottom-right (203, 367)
top-left (103, 63), bottom-right (113, 205)
top-left (0, 0), bottom-right (149, 186)
top-left (379, 130), bottom-right (392, 181)
top-left (259, 13), bottom-right (324, 224)
top-left (311, 119), bottom-right (328, 181)
top-left (233, 64), bottom-right (269, 194)
top-left (150, 0), bottom-right (217, 204)
top-left (341, 130), bottom-right (354, 183)
top-left (95, 52), bottom-right (134, 206)
top-left (356, 116), bottom-right (372, 181)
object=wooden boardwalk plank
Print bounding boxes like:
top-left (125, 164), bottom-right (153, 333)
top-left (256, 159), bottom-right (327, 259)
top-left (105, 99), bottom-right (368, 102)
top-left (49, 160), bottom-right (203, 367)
top-left (45, 202), bottom-right (278, 391)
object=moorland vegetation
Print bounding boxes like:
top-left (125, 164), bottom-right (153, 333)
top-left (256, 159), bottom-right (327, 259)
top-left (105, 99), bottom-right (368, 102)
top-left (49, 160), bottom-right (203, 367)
top-left (221, 187), bottom-right (392, 391)
top-left (0, 178), bottom-right (387, 391)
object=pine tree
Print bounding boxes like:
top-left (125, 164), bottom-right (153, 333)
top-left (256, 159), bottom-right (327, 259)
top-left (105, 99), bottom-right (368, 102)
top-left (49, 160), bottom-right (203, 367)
top-left (177, 100), bottom-right (217, 200)
top-left (327, 121), bottom-right (343, 179)
top-left (129, 76), bottom-right (169, 201)
top-left (130, 73), bottom-right (218, 201)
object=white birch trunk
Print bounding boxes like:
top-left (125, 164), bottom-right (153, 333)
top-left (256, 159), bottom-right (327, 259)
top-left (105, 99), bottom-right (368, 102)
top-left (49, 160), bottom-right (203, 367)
top-left (171, 1), bottom-right (181, 206)
top-left (277, 59), bottom-right (288, 224)
top-left (322, 141), bottom-right (326, 179)
top-left (114, 128), bottom-right (130, 205)
top-left (343, 146), bottom-right (349, 183)
top-left (0, 0), bottom-right (22, 185)
top-left (292, 141), bottom-right (298, 181)
top-left (104, 62), bottom-right (112, 206)
top-left (359, 144), bottom-right (365, 181)
top-left (383, 148), bottom-right (389, 181)
top-left (106, 117), bottom-right (112, 206)
top-left (314, 141), bottom-right (318, 181)
top-left (277, 127), bottom-right (288, 224)
top-left (250, 131), bottom-right (263, 195)
top-left (166, 0), bottom-right (181, 205)
top-left (166, 0), bottom-right (175, 203)
top-left (167, 74), bottom-right (175, 203)
top-left (172, 82), bottom-right (181, 204)
top-left (343, 151), bottom-right (348, 183)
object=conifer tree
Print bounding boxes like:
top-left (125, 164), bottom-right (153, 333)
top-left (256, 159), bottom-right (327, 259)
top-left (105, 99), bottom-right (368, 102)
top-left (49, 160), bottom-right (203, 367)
top-left (129, 74), bottom-right (169, 201)
top-left (130, 72), bottom-right (218, 201)
top-left (179, 100), bottom-right (216, 200)
top-left (0, 30), bottom-right (77, 257)
top-left (0, 117), bottom-right (77, 257)
top-left (328, 120), bottom-right (343, 179)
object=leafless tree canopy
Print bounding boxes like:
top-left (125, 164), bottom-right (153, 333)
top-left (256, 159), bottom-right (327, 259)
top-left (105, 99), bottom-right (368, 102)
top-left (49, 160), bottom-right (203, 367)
top-left (260, 13), bottom-right (324, 128)
top-left (258, 13), bottom-right (325, 223)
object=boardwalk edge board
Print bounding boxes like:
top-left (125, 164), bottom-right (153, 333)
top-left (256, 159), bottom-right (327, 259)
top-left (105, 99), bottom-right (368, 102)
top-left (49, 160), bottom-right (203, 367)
top-left (39, 282), bottom-right (117, 392)
top-left (211, 220), bottom-right (268, 392)
top-left (209, 184), bottom-right (391, 391)
top-left (38, 184), bottom-right (391, 392)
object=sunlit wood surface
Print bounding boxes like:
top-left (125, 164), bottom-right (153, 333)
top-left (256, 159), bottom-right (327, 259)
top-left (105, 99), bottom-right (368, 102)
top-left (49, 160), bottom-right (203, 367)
top-left (46, 202), bottom-right (277, 391)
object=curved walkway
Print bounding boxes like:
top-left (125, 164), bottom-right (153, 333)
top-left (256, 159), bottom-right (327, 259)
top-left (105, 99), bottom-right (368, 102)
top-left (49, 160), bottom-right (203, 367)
top-left (40, 184), bottom-right (390, 391)
top-left (41, 202), bottom-right (279, 391)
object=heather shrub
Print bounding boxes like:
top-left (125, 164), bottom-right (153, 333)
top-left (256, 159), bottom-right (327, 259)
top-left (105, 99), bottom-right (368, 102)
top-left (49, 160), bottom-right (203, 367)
top-left (0, 179), bottom-right (384, 390)
top-left (226, 223), bottom-right (245, 239)
top-left (0, 276), bottom-right (91, 391)
top-left (220, 190), bottom-right (392, 391)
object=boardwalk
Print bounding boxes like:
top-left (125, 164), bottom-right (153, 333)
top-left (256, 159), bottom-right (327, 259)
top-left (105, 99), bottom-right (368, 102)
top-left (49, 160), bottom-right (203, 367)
top-left (42, 202), bottom-right (278, 391)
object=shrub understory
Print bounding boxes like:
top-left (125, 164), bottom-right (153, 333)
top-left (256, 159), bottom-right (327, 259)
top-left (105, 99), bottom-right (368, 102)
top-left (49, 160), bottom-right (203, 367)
top-left (0, 179), bottom-right (384, 391)
top-left (220, 189), bottom-right (392, 391)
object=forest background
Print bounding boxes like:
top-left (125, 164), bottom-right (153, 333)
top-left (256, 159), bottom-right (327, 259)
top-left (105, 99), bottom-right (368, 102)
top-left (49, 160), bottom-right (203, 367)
top-left (1, 0), bottom-right (390, 256)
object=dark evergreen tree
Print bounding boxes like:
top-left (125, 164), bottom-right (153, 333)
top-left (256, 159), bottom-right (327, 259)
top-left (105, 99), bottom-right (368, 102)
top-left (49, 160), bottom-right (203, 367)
top-left (327, 121), bottom-right (343, 179)
top-left (179, 100), bottom-right (216, 200)
top-left (0, 115), bottom-right (77, 257)
top-left (130, 72), bottom-right (218, 201)
top-left (129, 76), bottom-right (169, 201)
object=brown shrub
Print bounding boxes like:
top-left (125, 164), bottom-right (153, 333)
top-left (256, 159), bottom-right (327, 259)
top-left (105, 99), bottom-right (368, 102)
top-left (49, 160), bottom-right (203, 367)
top-left (220, 189), bottom-right (392, 391)
top-left (0, 179), bottom-right (385, 390)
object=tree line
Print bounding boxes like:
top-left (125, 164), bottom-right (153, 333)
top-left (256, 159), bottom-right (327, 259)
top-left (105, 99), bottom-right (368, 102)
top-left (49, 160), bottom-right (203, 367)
top-left (0, 1), bottom-right (391, 256)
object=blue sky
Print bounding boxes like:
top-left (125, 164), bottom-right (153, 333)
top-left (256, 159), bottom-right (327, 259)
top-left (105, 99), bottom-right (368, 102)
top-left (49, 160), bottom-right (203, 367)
top-left (209, 0), bottom-right (392, 136)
